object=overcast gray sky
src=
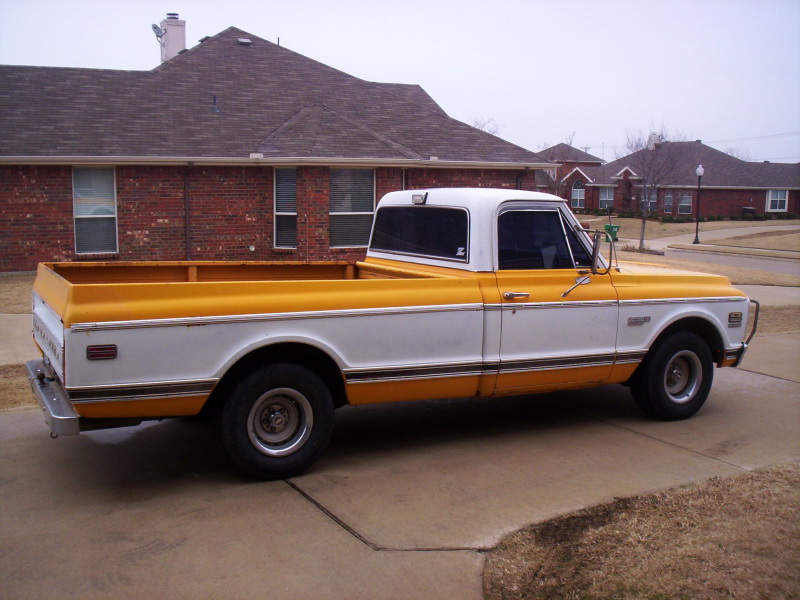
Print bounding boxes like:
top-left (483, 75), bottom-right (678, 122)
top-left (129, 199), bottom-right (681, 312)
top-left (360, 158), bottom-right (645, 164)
top-left (1, 0), bottom-right (799, 163)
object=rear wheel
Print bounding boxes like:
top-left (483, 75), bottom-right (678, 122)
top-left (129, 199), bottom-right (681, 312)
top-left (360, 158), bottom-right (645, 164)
top-left (217, 363), bottom-right (334, 479)
top-left (630, 332), bottom-right (713, 421)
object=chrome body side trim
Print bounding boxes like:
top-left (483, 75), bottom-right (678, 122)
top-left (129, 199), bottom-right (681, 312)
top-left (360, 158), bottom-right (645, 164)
top-left (618, 296), bottom-right (746, 307)
top-left (68, 379), bottom-right (217, 403)
top-left (70, 303), bottom-right (485, 332)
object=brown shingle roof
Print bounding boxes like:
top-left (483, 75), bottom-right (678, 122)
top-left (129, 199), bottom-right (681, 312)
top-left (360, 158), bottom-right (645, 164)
top-left (540, 143), bottom-right (603, 164)
top-left (0, 27), bottom-right (549, 166)
top-left (585, 141), bottom-right (799, 189)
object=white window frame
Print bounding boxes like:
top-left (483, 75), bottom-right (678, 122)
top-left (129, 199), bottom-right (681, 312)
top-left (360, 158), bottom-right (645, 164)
top-left (329, 168), bottom-right (375, 248)
top-left (678, 193), bottom-right (693, 215)
top-left (72, 166), bottom-right (118, 254)
top-left (598, 187), bottom-right (614, 210)
top-left (570, 181), bottom-right (585, 209)
top-left (274, 167), bottom-right (297, 248)
top-left (766, 189), bottom-right (788, 212)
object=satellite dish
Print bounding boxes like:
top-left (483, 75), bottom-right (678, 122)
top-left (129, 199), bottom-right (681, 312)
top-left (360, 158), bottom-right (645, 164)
top-left (152, 24), bottom-right (164, 39)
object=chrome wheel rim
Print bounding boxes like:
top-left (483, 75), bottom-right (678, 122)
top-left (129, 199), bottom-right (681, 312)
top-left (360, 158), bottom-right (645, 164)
top-left (663, 350), bottom-right (702, 404)
top-left (247, 388), bottom-right (313, 457)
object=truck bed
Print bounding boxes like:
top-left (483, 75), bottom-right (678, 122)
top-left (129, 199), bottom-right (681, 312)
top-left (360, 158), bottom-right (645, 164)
top-left (34, 260), bottom-right (475, 328)
top-left (43, 260), bottom-right (436, 284)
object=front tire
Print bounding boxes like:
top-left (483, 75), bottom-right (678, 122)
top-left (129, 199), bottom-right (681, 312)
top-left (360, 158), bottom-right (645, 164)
top-left (217, 363), bottom-right (334, 479)
top-left (630, 332), bottom-right (713, 421)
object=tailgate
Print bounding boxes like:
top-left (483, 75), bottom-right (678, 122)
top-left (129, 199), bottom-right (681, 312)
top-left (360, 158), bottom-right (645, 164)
top-left (32, 293), bottom-right (65, 381)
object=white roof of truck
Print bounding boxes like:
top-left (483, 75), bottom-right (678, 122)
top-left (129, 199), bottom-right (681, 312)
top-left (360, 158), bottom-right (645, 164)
top-left (370, 187), bottom-right (576, 272)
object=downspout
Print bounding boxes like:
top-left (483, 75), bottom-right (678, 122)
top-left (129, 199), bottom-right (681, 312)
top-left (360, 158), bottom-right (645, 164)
top-left (184, 163), bottom-right (193, 260)
top-left (516, 167), bottom-right (530, 190)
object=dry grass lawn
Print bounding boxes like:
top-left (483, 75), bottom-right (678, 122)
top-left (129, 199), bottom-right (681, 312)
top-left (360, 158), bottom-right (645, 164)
top-left (584, 216), bottom-right (800, 241)
top-left (0, 274), bottom-right (35, 314)
top-left (483, 463), bottom-right (800, 600)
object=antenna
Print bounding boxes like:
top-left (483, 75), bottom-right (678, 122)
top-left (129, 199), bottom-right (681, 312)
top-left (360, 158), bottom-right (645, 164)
top-left (152, 24), bottom-right (165, 42)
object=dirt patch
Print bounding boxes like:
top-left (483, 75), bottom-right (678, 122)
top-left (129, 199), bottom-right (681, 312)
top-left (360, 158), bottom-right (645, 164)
top-left (0, 364), bottom-right (34, 411)
top-left (0, 275), bottom-right (34, 314)
top-left (483, 463), bottom-right (800, 600)
top-left (755, 305), bottom-right (800, 335)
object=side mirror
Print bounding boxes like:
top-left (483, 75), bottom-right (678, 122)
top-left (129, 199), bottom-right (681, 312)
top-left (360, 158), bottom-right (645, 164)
top-left (591, 232), bottom-right (602, 275)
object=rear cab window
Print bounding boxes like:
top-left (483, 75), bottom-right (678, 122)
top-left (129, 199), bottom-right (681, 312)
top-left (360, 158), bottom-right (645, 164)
top-left (369, 206), bottom-right (470, 262)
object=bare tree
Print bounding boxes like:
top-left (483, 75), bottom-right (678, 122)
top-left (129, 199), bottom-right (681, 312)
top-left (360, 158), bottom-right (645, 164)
top-left (471, 115), bottom-right (502, 135)
top-left (725, 146), bottom-right (752, 161)
top-left (623, 128), bottom-right (688, 250)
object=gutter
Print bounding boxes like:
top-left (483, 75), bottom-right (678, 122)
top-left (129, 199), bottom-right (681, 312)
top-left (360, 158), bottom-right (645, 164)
top-left (0, 155), bottom-right (554, 170)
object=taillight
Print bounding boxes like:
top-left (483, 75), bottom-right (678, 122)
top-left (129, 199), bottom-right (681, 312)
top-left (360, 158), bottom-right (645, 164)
top-left (86, 345), bottom-right (118, 360)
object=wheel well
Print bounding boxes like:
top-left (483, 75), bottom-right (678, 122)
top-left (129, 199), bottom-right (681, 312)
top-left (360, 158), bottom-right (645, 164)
top-left (201, 343), bottom-right (348, 418)
top-left (648, 317), bottom-right (726, 365)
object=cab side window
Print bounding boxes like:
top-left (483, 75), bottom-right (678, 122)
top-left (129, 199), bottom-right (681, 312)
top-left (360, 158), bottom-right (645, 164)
top-left (498, 210), bottom-right (575, 270)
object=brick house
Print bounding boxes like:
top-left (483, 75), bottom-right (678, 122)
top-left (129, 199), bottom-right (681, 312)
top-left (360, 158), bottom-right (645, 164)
top-left (0, 19), bottom-right (552, 272)
top-left (543, 141), bottom-right (800, 218)
top-left (537, 143), bottom-right (604, 209)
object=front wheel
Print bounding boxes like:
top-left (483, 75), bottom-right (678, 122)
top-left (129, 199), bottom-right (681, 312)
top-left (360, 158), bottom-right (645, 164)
top-left (630, 332), bottom-right (713, 421)
top-left (217, 363), bottom-right (335, 479)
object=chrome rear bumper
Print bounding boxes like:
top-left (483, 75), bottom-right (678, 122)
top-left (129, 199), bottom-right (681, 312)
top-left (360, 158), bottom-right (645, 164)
top-left (26, 359), bottom-right (80, 436)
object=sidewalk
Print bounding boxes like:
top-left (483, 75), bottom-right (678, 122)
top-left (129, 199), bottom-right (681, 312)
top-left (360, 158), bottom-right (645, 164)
top-left (618, 224), bottom-right (800, 257)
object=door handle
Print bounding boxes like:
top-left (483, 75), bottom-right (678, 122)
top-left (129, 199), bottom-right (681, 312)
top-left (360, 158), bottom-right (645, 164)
top-left (503, 292), bottom-right (530, 300)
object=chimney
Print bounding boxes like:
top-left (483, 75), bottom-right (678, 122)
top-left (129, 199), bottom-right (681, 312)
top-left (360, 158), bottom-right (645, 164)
top-left (647, 133), bottom-right (662, 150)
top-left (159, 13), bottom-right (186, 63)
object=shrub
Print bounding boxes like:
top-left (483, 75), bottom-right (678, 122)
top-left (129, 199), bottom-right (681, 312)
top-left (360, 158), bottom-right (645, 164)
top-left (742, 213), bottom-right (755, 221)
top-left (675, 216), bottom-right (692, 224)
top-left (787, 213), bottom-right (798, 219)
top-left (661, 216), bottom-right (674, 223)
top-left (729, 214), bottom-right (741, 221)
top-left (754, 213), bottom-right (768, 221)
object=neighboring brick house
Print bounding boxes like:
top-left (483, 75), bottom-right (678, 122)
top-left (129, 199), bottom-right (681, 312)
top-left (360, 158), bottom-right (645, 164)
top-left (0, 20), bottom-right (552, 272)
top-left (537, 143), bottom-right (604, 210)
top-left (542, 141), bottom-right (800, 218)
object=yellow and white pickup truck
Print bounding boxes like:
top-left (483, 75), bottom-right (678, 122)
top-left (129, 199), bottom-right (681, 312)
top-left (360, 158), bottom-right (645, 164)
top-left (27, 188), bottom-right (758, 479)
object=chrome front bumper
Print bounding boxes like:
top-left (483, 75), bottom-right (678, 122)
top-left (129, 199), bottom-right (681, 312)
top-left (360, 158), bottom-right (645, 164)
top-left (731, 299), bottom-right (760, 368)
top-left (26, 359), bottom-right (80, 436)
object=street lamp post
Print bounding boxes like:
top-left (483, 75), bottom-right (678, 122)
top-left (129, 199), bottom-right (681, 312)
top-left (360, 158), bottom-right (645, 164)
top-left (693, 164), bottom-right (704, 244)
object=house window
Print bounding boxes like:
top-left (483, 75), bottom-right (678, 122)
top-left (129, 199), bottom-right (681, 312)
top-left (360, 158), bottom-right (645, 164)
top-left (663, 192), bottom-right (673, 213)
top-left (643, 189), bottom-right (657, 214)
top-left (330, 168), bottom-right (375, 247)
top-left (275, 168), bottom-right (297, 248)
top-left (571, 181), bottom-right (585, 209)
top-left (599, 188), bottom-right (614, 211)
top-left (678, 193), bottom-right (693, 215)
top-left (767, 190), bottom-right (788, 212)
top-left (72, 167), bottom-right (118, 254)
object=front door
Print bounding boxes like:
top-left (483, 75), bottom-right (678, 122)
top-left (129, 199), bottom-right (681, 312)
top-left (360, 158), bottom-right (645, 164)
top-left (494, 206), bottom-right (618, 394)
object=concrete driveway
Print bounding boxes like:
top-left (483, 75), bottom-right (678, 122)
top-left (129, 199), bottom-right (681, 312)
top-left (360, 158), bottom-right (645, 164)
top-left (1, 282), bottom-right (798, 599)
top-left (2, 353), bottom-right (797, 599)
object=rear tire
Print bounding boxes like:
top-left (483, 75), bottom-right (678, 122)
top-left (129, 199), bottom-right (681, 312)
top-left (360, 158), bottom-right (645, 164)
top-left (630, 332), bottom-right (713, 421)
top-left (217, 363), bottom-right (334, 479)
